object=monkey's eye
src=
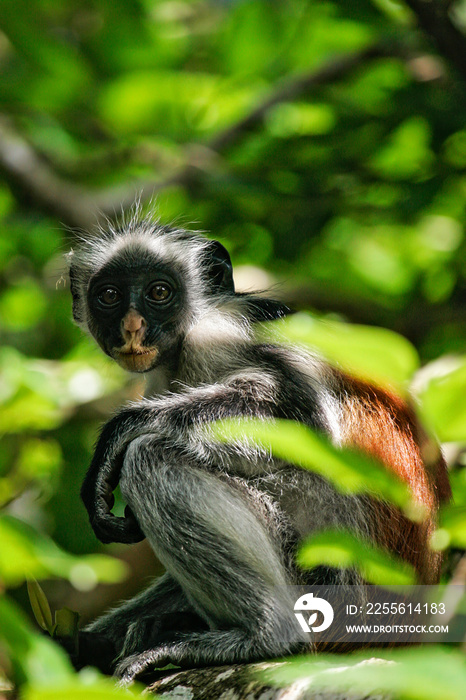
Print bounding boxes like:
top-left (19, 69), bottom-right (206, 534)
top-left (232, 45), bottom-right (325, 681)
top-left (98, 287), bottom-right (121, 306)
top-left (147, 282), bottom-right (172, 303)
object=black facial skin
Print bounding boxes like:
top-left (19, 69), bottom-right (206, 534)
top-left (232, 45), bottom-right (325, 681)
top-left (87, 251), bottom-right (187, 373)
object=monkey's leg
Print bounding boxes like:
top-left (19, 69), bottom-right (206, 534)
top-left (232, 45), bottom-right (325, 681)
top-left (75, 573), bottom-right (205, 673)
top-left (116, 435), bottom-right (308, 684)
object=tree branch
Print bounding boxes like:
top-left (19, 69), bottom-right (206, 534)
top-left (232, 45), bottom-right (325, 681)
top-left (0, 118), bottom-right (99, 230)
top-left (208, 42), bottom-right (398, 153)
top-left (0, 42), bottom-right (400, 230)
top-left (145, 661), bottom-right (391, 699)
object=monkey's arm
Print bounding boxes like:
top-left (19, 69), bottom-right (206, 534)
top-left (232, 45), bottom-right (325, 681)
top-left (81, 406), bottom-right (155, 544)
top-left (81, 373), bottom-right (283, 545)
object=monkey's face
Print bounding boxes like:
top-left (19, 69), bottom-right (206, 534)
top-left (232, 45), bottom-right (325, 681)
top-left (86, 250), bottom-right (187, 373)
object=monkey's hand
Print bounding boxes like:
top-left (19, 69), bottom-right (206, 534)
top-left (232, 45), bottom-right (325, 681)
top-left (81, 407), bottom-right (153, 545)
top-left (60, 630), bottom-right (117, 674)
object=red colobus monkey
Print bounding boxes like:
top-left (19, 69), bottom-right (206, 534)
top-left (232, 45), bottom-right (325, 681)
top-left (67, 215), bottom-right (450, 683)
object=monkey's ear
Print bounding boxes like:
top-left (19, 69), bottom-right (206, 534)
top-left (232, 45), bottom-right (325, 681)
top-left (239, 294), bottom-right (294, 322)
top-left (69, 265), bottom-right (84, 324)
top-left (204, 240), bottom-right (235, 294)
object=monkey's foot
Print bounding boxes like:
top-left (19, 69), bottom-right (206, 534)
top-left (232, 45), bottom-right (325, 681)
top-left (89, 509), bottom-right (144, 545)
top-left (116, 647), bottom-right (180, 686)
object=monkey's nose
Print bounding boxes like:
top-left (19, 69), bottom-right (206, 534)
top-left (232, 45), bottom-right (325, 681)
top-left (121, 309), bottom-right (146, 342)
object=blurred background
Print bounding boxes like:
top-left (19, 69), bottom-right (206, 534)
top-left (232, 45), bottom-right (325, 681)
top-left (0, 0), bottom-right (465, 695)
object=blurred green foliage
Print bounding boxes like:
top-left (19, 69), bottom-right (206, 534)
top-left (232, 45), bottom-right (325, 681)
top-left (265, 646), bottom-right (466, 700)
top-left (263, 312), bottom-right (420, 388)
top-left (0, 0), bottom-right (465, 697)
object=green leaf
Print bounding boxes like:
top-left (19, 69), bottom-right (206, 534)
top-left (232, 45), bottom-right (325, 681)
top-left (27, 580), bottom-right (53, 634)
top-left (0, 595), bottom-right (73, 686)
top-left (0, 515), bottom-right (128, 587)
top-left (431, 504), bottom-right (466, 550)
top-left (99, 70), bottom-right (256, 136)
top-left (0, 393), bottom-right (62, 433)
top-left (0, 0), bottom-right (88, 111)
top-left (369, 117), bottom-right (434, 181)
top-left (16, 438), bottom-right (62, 481)
top-left (53, 608), bottom-right (80, 661)
top-left (450, 469), bottom-right (466, 506)
top-left (0, 279), bottom-right (47, 331)
top-left (53, 608), bottom-right (80, 641)
top-left (263, 646), bottom-right (466, 700)
top-left (266, 103), bottom-right (336, 138)
top-left (0, 516), bottom-right (50, 585)
top-left (418, 357), bottom-right (466, 441)
top-left (298, 530), bottom-right (416, 585)
top-left (264, 313), bottom-right (419, 390)
top-left (223, 0), bottom-right (278, 77)
top-left (211, 419), bottom-right (417, 517)
top-left (22, 679), bottom-right (144, 700)
top-left (0, 346), bottom-right (127, 428)
top-left (371, 0), bottom-right (413, 24)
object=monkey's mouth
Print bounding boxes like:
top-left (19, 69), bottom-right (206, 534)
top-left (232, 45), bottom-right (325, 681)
top-left (113, 347), bottom-right (159, 372)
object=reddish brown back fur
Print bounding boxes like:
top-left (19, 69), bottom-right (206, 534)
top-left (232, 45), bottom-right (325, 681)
top-left (335, 371), bottom-right (450, 583)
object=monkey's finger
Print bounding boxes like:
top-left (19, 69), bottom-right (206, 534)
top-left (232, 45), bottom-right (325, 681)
top-left (116, 648), bottom-right (174, 686)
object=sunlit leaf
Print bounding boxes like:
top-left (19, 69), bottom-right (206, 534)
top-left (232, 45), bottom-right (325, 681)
top-left (418, 357), bottom-right (466, 441)
top-left (23, 678), bottom-right (144, 700)
top-left (369, 117), bottom-right (434, 181)
top-left (335, 59), bottom-right (409, 115)
top-left (1, 598), bottom-right (143, 694)
top-left (211, 419), bottom-right (417, 517)
top-left (0, 515), bottom-right (128, 586)
top-left (27, 580), bottom-right (53, 634)
top-left (0, 346), bottom-right (128, 434)
top-left (0, 595), bottom-right (73, 686)
top-left (263, 313), bottom-right (419, 390)
top-left (348, 232), bottom-right (414, 295)
top-left (444, 129), bottom-right (466, 169)
top-left (53, 607), bottom-right (80, 641)
top-left (0, 516), bottom-right (50, 585)
top-left (431, 504), bottom-right (466, 550)
top-left (99, 70), bottom-right (257, 136)
top-left (17, 438), bottom-right (62, 481)
top-left (0, 393), bottom-right (62, 432)
top-left (371, 0), bottom-right (412, 24)
top-left (0, 280), bottom-right (47, 331)
top-left (266, 103), bottom-right (336, 138)
top-left (224, 0), bottom-right (278, 76)
top-left (450, 469), bottom-right (466, 506)
top-left (264, 646), bottom-right (466, 700)
top-left (298, 530), bottom-right (415, 585)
